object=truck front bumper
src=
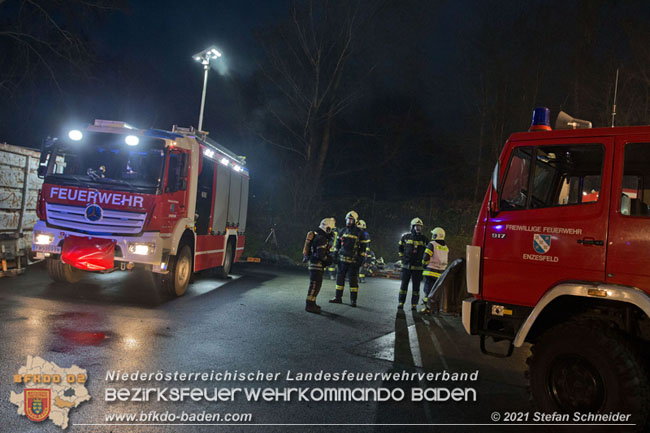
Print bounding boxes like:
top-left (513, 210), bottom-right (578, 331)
top-left (31, 220), bottom-right (167, 272)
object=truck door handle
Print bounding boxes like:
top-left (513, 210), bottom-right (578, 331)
top-left (577, 239), bottom-right (604, 246)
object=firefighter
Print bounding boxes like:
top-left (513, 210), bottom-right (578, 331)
top-left (304, 218), bottom-right (336, 313)
top-left (361, 249), bottom-right (377, 281)
top-left (330, 210), bottom-right (367, 307)
top-left (397, 217), bottom-right (429, 310)
top-left (325, 228), bottom-right (338, 280)
top-left (421, 227), bottom-right (449, 314)
top-left (357, 219), bottom-right (371, 282)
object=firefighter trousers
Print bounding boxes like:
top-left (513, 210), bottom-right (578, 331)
top-left (306, 270), bottom-right (324, 304)
top-left (334, 262), bottom-right (359, 302)
top-left (399, 268), bottom-right (423, 306)
top-left (422, 275), bottom-right (439, 305)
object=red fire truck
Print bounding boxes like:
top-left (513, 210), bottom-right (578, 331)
top-left (32, 120), bottom-right (249, 296)
top-left (463, 108), bottom-right (650, 427)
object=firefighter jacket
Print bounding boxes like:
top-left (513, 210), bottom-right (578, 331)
top-left (365, 250), bottom-right (376, 265)
top-left (423, 239), bottom-right (449, 277)
top-left (398, 229), bottom-right (429, 270)
top-left (308, 228), bottom-right (333, 271)
top-left (360, 229), bottom-right (371, 255)
top-left (335, 225), bottom-right (367, 265)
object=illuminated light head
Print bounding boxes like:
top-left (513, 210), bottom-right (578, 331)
top-left (529, 107), bottom-right (552, 132)
top-left (68, 130), bottom-right (83, 141)
top-left (125, 135), bottom-right (139, 146)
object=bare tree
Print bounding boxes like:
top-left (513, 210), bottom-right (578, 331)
top-left (252, 0), bottom-right (388, 213)
top-left (0, 0), bottom-right (123, 96)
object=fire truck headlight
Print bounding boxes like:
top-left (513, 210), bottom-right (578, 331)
top-left (125, 135), bottom-right (139, 146)
top-left (128, 242), bottom-right (155, 255)
top-left (35, 232), bottom-right (54, 245)
top-left (68, 130), bottom-right (83, 141)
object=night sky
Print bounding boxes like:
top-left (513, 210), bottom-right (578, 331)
top-left (4, 0), bottom-right (650, 257)
top-left (0, 0), bottom-right (470, 148)
top-left (1, 0), bottom-right (287, 146)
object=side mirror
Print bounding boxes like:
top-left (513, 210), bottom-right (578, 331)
top-left (491, 162), bottom-right (499, 194)
top-left (489, 162), bottom-right (500, 215)
top-left (37, 165), bottom-right (47, 178)
top-left (165, 152), bottom-right (188, 193)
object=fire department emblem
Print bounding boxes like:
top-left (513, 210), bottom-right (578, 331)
top-left (533, 234), bottom-right (551, 254)
top-left (24, 389), bottom-right (51, 422)
top-left (84, 203), bottom-right (103, 222)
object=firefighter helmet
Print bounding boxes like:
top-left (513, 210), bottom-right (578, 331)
top-left (357, 219), bottom-right (367, 229)
top-left (345, 210), bottom-right (358, 222)
top-left (410, 217), bottom-right (423, 227)
top-left (431, 227), bottom-right (446, 240)
top-left (319, 218), bottom-right (336, 234)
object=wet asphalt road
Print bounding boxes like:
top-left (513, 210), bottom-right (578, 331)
top-left (0, 261), bottom-right (534, 433)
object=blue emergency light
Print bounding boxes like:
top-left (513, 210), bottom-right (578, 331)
top-left (529, 107), bottom-right (552, 131)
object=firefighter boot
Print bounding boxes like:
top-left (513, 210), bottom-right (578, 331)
top-left (420, 296), bottom-right (431, 314)
top-left (330, 286), bottom-right (344, 303)
top-left (306, 301), bottom-right (321, 314)
top-left (397, 303), bottom-right (404, 310)
top-left (350, 288), bottom-right (358, 307)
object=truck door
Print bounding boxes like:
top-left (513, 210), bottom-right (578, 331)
top-left (606, 136), bottom-right (650, 289)
top-left (161, 149), bottom-right (189, 232)
top-left (483, 137), bottom-right (613, 306)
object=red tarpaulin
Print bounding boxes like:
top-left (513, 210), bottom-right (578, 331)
top-left (61, 236), bottom-right (115, 271)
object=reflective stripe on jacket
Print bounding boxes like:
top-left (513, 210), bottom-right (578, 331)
top-left (398, 230), bottom-right (429, 270)
top-left (422, 240), bottom-right (448, 276)
top-left (336, 225), bottom-right (367, 263)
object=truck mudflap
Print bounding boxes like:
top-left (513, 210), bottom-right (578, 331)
top-left (61, 236), bottom-right (116, 271)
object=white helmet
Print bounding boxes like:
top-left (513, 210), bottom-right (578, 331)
top-left (410, 217), bottom-right (423, 227)
top-left (319, 218), bottom-right (336, 234)
top-left (345, 210), bottom-right (358, 222)
top-left (357, 219), bottom-right (367, 229)
top-left (431, 227), bottom-right (445, 240)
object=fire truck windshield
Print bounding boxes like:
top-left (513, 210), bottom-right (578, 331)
top-left (43, 132), bottom-right (166, 193)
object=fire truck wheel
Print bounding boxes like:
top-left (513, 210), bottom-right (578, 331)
top-left (527, 320), bottom-right (650, 431)
top-left (214, 239), bottom-right (235, 279)
top-left (46, 258), bottom-right (83, 283)
top-left (160, 245), bottom-right (192, 297)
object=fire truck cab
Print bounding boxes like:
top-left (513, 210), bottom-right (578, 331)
top-left (32, 120), bottom-right (249, 296)
top-left (464, 108), bottom-right (650, 428)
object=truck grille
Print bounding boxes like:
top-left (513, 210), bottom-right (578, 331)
top-left (46, 203), bottom-right (147, 234)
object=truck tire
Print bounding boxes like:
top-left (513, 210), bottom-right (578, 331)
top-left (527, 321), bottom-right (650, 431)
top-left (159, 245), bottom-right (192, 297)
top-left (46, 258), bottom-right (83, 283)
top-left (214, 239), bottom-right (235, 279)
